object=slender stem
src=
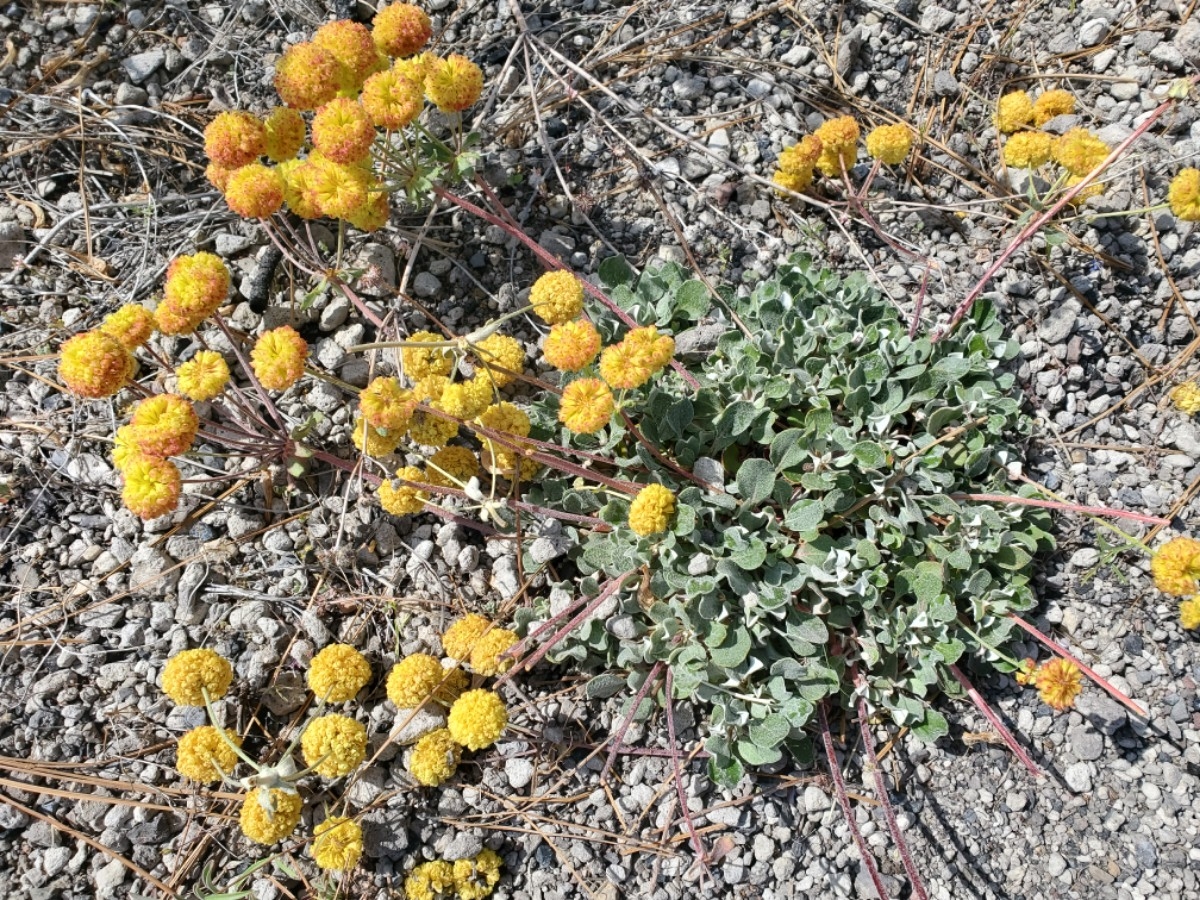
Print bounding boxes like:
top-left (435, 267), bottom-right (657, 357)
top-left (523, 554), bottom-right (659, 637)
top-left (947, 664), bottom-right (1042, 778)
top-left (665, 669), bottom-right (709, 874)
top-left (202, 688), bottom-right (259, 770)
top-left (213, 315), bottom-right (289, 433)
top-left (602, 661), bottom-right (664, 780)
top-left (1010, 473), bottom-right (1156, 552)
top-left (952, 492), bottom-right (1171, 527)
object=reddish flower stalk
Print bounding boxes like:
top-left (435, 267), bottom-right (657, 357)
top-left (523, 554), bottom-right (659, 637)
top-left (602, 661), bottom-right (664, 780)
top-left (818, 702), bottom-right (890, 900)
top-left (953, 492), bottom-right (1171, 527)
top-left (1007, 613), bottom-right (1147, 718)
top-left (853, 678), bottom-right (929, 900)
top-left (665, 668), bottom-right (710, 879)
top-left (947, 664), bottom-right (1042, 778)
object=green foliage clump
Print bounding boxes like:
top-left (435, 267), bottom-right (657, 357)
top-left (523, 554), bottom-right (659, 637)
top-left (521, 255), bottom-right (1054, 786)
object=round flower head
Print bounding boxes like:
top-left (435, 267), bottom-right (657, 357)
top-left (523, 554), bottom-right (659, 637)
top-left (477, 402), bottom-right (535, 479)
top-left (206, 163), bottom-right (233, 193)
top-left (472, 333), bottom-right (524, 387)
top-left (625, 326), bottom-right (675, 371)
top-left (1033, 658), bottom-right (1082, 711)
top-left (111, 424), bottom-right (142, 473)
top-left (994, 90), bottom-right (1034, 133)
top-left (387, 653), bottom-right (452, 708)
top-left (379, 465), bottom-right (428, 515)
top-left (346, 187), bottom-right (390, 232)
top-left (314, 19), bottom-right (379, 89)
top-left (308, 644), bottom-right (372, 702)
top-left (359, 376), bottom-right (415, 432)
top-left (301, 713), bottom-right (367, 778)
top-left (778, 134), bottom-right (823, 176)
top-left (251, 326), bottom-right (307, 391)
top-left (224, 163), bottom-right (285, 219)
top-left (162, 648), bottom-right (233, 706)
top-left (100, 304), bottom-right (155, 350)
top-left (130, 393), bottom-right (198, 458)
top-left (1168, 168), bottom-right (1200, 221)
top-left (277, 159), bottom-right (322, 219)
top-left (408, 727), bottom-right (461, 787)
top-left (424, 445), bottom-right (480, 489)
top-left (312, 816), bottom-right (363, 871)
top-left (1181, 598), bottom-right (1200, 630)
top-left (865, 123), bottom-right (912, 165)
top-left (160, 252), bottom-right (230, 334)
top-left (477, 401), bottom-right (530, 438)
top-left (122, 456), bottom-right (181, 519)
top-left (1033, 89), bottom-right (1075, 126)
top-left (1053, 128), bottom-right (1108, 176)
top-left (204, 111), bottom-right (266, 170)
top-left (393, 51), bottom-right (434, 85)
top-left (447, 689), bottom-right (507, 751)
top-left (262, 107), bottom-right (306, 163)
top-left (274, 42), bottom-right (340, 110)
top-left (176, 726), bottom-right (241, 783)
top-left (410, 376), bottom-right (461, 447)
top-left (425, 54), bottom-right (484, 113)
top-left (361, 67), bottom-right (424, 129)
top-left (402, 330), bottom-right (454, 379)
top-left (352, 413), bottom-right (405, 456)
top-left (176, 350), bottom-right (230, 402)
top-left (628, 483), bottom-right (676, 536)
top-left (599, 341), bottom-right (653, 390)
top-left (559, 378), bottom-right (614, 435)
top-left (58, 330), bottom-right (134, 398)
top-left (543, 319), bottom-right (601, 372)
top-left (1003, 132), bottom-right (1053, 169)
top-left (453, 849), bottom-right (503, 900)
top-left (813, 115), bottom-right (860, 177)
top-left (406, 860), bottom-right (455, 900)
top-left (308, 157), bottom-right (371, 219)
top-left (470, 627), bottom-right (518, 677)
top-left (373, 3), bottom-right (433, 58)
top-left (437, 377), bottom-right (493, 420)
top-left (774, 169), bottom-right (811, 195)
top-left (240, 788), bottom-right (302, 845)
top-left (1170, 381), bottom-right (1200, 415)
top-left (1151, 536), bottom-right (1200, 596)
top-left (311, 98), bottom-right (376, 165)
top-left (529, 270), bottom-right (585, 325)
top-left (442, 613), bottom-right (491, 661)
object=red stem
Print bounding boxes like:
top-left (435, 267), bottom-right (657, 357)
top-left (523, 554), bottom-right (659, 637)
top-left (665, 668), bottom-right (710, 875)
top-left (954, 493), bottom-right (1171, 527)
top-left (1007, 613), bottom-right (1146, 717)
top-left (602, 661), bottom-right (664, 780)
top-left (947, 664), bottom-right (1042, 778)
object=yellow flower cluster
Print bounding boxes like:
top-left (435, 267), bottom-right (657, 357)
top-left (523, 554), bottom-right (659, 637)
top-left (129, 393), bottom-right (199, 458)
top-left (773, 134), bottom-right (822, 194)
top-left (599, 326), bottom-right (674, 390)
top-left (1171, 381), bottom-right (1200, 415)
top-left (473, 333), bottom-right (525, 388)
top-left (100, 304), bottom-right (155, 349)
top-left (864, 123), bottom-right (912, 165)
top-left (994, 90), bottom-right (1034, 133)
top-left (58, 330), bottom-right (135, 398)
top-left (1053, 127), bottom-right (1109, 176)
top-left (1002, 132), bottom-right (1053, 169)
top-left (360, 376), bottom-right (416, 431)
top-left (307, 644), bottom-right (372, 702)
top-left (1031, 658), bottom-right (1082, 711)
top-left (162, 648), bottom-right (233, 706)
top-left (814, 115), bottom-right (860, 178)
top-left (628, 483), bottom-right (676, 536)
top-left (387, 653), bottom-right (465, 708)
top-left (1151, 536), bottom-right (1200, 597)
top-left (542, 319), bottom-right (601, 372)
top-left (442, 613), bottom-right (491, 661)
top-left (408, 727), bottom-right (461, 786)
top-left (559, 377), bottom-right (615, 435)
top-left (405, 850), bottom-right (502, 900)
top-left (224, 163), bottom-right (285, 219)
top-left (175, 350), bottom-right (230, 402)
top-left (1168, 168), bottom-right (1200, 221)
top-left (409, 375), bottom-right (461, 447)
top-left (437, 377), bottom-right (493, 421)
top-left (425, 445), bottom-right (480, 488)
top-left (379, 464), bottom-right (428, 514)
top-left (240, 788), bottom-right (303, 845)
top-left (353, 413), bottom-right (404, 456)
top-left (301, 713), bottom-right (368, 778)
top-left (312, 815), bottom-right (363, 870)
top-left (529, 270), bottom-right (585, 325)
top-left (251, 325), bottom-right (308, 391)
top-left (313, 18), bottom-right (381, 89)
top-left (157, 252), bottom-right (230, 335)
top-left (1033, 89), bottom-right (1075, 126)
top-left (176, 726), bottom-right (241, 783)
top-left (470, 627), bottom-right (518, 677)
top-left (447, 689), bottom-right (507, 751)
top-left (403, 330), bottom-right (454, 378)
top-left (120, 455), bottom-right (182, 520)
top-left (477, 400), bottom-right (536, 479)
top-left (405, 860), bottom-right (456, 900)
top-left (263, 107), bottom-right (306, 163)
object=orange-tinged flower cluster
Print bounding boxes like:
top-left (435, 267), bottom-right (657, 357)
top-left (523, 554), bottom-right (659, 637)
top-left (305, 155), bottom-right (374, 220)
top-left (1032, 658), bottom-right (1083, 711)
top-left (58, 330), bottom-right (135, 398)
top-left (995, 90), bottom-right (1034, 133)
top-left (628, 483), bottom-right (676, 536)
top-left (275, 42), bottom-right (341, 110)
top-left (361, 67), bottom-right (424, 129)
top-left (263, 107), bottom-right (306, 162)
top-left (1168, 168), bottom-right (1200, 221)
top-left (865, 123), bottom-right (912, 165)
top-left (204, 111), bottom-right (266, 169)
top-left (360, 376), bottom-right (415, 431)
top-left (100, 304), bottom-right (155, 350)
top-left (559, 377), bottom-right (614, 435)
top-left (314, 19), bottom-right (380, 91)
top-left (175, 350), bottom-right (230, 402)
top-left (813, 115), bottom-right (860, 178)
top-left (425, 54), bottom-right (484, 113)
top-left (543, 319), bottom-right (601, 371)
top-left (312, 98), bottom-right (376, 165)
top-left (158, 252), bottom-right (230, 335)
top-left (599, 326), bottom-right (674, 390)
top-left (529, 270), bottom-right (584, 324)
top-left (251, 326), bottom-right (308, 391)
top-left (373, 2), bottom-right (433, 58)
top-left (121, 455), bottom-right (182, 520)
top-left (224, 163), bottom-right (285, 219)
top-left (129, 393), bottom-right (199, 458)
top-left (1151, 536), bottom-right (1200, 597)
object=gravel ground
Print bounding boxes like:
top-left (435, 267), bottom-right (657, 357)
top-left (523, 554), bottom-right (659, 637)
top-left (1, 1), bottom-right (1199, 899)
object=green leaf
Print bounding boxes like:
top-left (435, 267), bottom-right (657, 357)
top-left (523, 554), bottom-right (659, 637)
top-left (675, 280), bottom-right (711, 320)
top-left (718, 400), bottom-right (760, 438)
top-left (736, 458), bottom-right (776, 505)
top-left (850, 441), bottom-right (888, 469)
top-left (780, 696), bottom-right (815, 728)
top-left (911, 708), bottom-right (949, 742)
top-left (599, 255), bottom-right (636, 288)
top-left (707, 753), bottom-right (744, 789)
top-left (749, 713), bottom-right (791, 749)
top-left (784, 499), bottom-right (825, 532)
top-left (584, 674), bottom-right (628, 699)
top-left (710, 625), bottom-right (752, 668)
top-left (736, 738), bottom-right (783, 765)
top-left (911, 560), bottom-right (944, 604)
